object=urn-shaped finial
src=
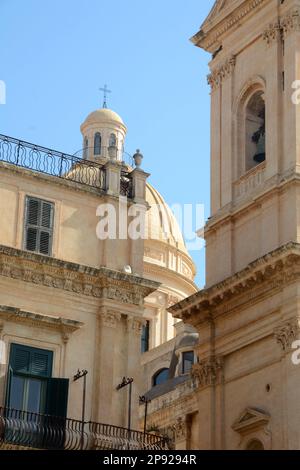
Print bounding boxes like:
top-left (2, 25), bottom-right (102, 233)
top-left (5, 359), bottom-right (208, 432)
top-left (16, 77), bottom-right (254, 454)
top-left (133, 149), bottom-right (143, 168)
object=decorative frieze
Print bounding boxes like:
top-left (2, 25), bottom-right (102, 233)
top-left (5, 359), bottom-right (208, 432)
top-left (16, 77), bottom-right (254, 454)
top-left (191, 356), bottom-right (223, 388)
top-left (274, 319), bottom-right (300, 352)
top-left (0, 245), bottom-right (158, 307)
top-left (207, 56), bottom-right (236, 91)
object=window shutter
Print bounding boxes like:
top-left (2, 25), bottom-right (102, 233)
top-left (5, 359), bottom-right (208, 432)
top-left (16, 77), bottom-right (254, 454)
top-left (9, 344), bottom-right (53, 378)
top-left (45, 378), bottom-right (69, 418)
top-left (5, 366), bottom-right (13, 409)
top-left (27, 198), bottom-right (40, 226)
top-left (24, 197), bottom-right (54, 256)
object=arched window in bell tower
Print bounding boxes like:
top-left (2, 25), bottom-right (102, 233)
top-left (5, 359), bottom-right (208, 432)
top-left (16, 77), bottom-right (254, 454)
top-left (94, 132), bottom-right (102, 155)
top-left (245, 91), bottom-right (265, 171)
top-left (109, 133), bottom-right (117, 147)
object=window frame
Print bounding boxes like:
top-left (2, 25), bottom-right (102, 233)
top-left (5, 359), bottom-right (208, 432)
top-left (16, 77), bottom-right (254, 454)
top-left (23, 196), bottom-right (55, 256)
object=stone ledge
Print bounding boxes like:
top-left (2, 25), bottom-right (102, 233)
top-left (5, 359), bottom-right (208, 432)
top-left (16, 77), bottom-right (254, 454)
top-left (169, 242), bottom-right (300, 323)
top-left (0, 245), bottom-right (160, 306)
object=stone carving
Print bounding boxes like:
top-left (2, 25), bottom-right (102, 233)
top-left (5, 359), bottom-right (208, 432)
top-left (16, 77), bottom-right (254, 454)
top-left (173, 417), bottom-right (187, 440)
top-left (127, 316), bottom-right (145, 335)
top-left (281, 9), bottom-right (300, 37)
top-left (208, 56), bottom-right (236, 90)
top-left (99, 310), bottom-right (121, 328)
top-left (263, 22), bottom-right (282, 45)
top-left (0, 245), bottom-right (157, 307)
top-left (191, 356), bottom-right (223, 388)
top-left (274, 319), bottom-right (300, 352)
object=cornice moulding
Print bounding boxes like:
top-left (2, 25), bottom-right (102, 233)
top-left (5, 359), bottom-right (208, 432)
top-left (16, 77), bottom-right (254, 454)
top-left (169, 242), bottom-right (300, 323)
top-left (0, 305), bottom-right (83, 334)
top-left (0, 245), bottom-right (159, 306)
top-left (191, 0), bottom-right (267, 52)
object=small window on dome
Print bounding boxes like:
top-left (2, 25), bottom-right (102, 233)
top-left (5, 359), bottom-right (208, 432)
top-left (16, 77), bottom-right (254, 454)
top-left (109, 133), bottom-right (117, 147)
top-left (94, 133), bottom-right (101, 155)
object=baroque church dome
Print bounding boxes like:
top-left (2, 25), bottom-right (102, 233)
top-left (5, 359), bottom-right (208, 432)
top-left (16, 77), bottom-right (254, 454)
top-left (81, 108), bottom-right (125, 128)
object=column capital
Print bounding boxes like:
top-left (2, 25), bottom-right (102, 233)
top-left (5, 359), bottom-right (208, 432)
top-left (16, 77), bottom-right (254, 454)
top-left (99, 309), bottom-right (122, 328)
top-left (126, 316), bottom-right (146, 335)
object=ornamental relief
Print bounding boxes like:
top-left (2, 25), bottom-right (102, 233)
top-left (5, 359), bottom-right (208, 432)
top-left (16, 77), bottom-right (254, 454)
top-left (274, 319), bottom-right (300, 352)
top-left (0, 247), bottom-right (155, 306)
top-left (208, 56), bottom-right (236, 91)
top-left (263, 9), bottom-right (300, 45)
top-left (191, 356), bottom-right (223, 388)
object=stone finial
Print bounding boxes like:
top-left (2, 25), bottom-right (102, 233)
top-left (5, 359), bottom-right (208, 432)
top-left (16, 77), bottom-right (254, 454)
top-left (133, 149), bottom-right (143, 169)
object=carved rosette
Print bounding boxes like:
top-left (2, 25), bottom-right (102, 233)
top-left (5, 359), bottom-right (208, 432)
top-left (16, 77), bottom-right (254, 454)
top-left (191, 356), bottom-right (223, 388)
top-left (208, 56), bottom-right (236, 91)
top-left (274, 319), bottom-right (300, 352)
top-left (173, 417), bottom-right (187, 441)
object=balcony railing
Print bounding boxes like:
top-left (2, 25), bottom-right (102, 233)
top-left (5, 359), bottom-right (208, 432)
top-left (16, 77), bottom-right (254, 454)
top-left (0, 407), bottom-right (168, 450)
top-left (0, 134), bottom-right (109, 191)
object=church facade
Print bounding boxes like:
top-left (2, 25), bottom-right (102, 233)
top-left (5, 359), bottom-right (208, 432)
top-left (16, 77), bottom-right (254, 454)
top-left (145, 0), bottom-right (300, 450)
top-left (0, 96), bottom-right (197, 449)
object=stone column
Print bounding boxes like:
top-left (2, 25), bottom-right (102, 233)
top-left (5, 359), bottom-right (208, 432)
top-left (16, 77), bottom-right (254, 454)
top-left (126, 316), bottom-right (145, 430)
top-left (130, 168), bottom-right (150, 205)
top-left (274, 317), bottom-right (300, 449)
top-left (104, 160), bottom-right (121, 196)
top-left (93, 308), bottom-right (121, 425)
top-left (0, 321), bottom-right (5, 407)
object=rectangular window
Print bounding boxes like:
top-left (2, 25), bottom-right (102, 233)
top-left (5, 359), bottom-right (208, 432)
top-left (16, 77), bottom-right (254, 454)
top-left (6, 343), bottom-right (69, 418)
top-left (7, 343), bottom-right (53, 414)
top-left (141, 320), bottom-right (150, 353)
top-left (24, 196), bottom-right (54, 256)
top-left (182, 351), bottom-right (194, 374)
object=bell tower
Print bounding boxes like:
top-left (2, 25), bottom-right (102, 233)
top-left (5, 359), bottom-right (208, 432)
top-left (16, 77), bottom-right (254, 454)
top-left (193, 0), bottom-right (300, 287)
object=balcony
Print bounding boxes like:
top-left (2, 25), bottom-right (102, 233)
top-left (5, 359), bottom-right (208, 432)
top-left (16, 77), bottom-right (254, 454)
top-left (0, 407), bottom-right (169, 450)
top-left (0, 134), bottom-right (133, 197)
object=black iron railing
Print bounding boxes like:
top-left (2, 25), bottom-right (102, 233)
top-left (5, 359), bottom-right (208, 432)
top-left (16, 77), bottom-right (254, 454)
top-left (0, 407), bottom-right (168, 450)
top-left (0, 134), bottom-right (106, 191)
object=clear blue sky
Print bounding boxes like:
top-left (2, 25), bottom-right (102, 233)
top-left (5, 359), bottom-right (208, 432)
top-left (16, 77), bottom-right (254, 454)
top-left (0, 0), bottom-right (215, 286)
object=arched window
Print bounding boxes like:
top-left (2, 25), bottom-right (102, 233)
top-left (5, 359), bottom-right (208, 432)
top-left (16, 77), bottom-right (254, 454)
top-left (245, 91), bottom-right (265, 171)
top-left (246, 439), bottom-right (264, 450)
top-left (94, 133), bottom-right (101, 155)
top-left (152, 368), bottom-right (169, 387)
top-left (83, 137), bottom-right (88, 159)
top-left (109, 133), bottom-right (117, 147)
top-left (182, 351), bottom-right (194, 374)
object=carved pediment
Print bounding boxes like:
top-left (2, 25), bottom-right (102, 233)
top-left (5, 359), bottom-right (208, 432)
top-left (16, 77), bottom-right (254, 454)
top-left (204, 0), bottom-right (230, 24)
top-left (191, 0), bottom-right (267, 52)
top-left (232, 408), bottom-right (270, 434)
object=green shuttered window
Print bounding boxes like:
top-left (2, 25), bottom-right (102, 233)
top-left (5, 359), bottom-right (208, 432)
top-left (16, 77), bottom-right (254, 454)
top-left (7, 344), bottom-right (69, 418)
top-left (24, 196), bottom-right (54, 255)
